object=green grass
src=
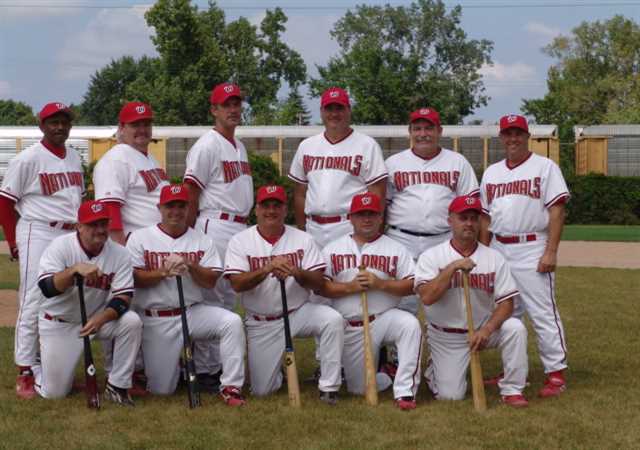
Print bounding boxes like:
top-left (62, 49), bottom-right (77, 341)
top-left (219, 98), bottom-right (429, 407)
top-left (0, 255), bottom-right (19, 290)
top-left (0, 267), bottom-right (639, 449)
top-left (562, 225), bottom-right (640, 242)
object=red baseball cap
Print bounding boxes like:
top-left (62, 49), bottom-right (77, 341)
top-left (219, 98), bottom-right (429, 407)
top-left (256, 185), bottom-right (287, 204)
top-left (77, 200), bottom-right (110, 224)
top-left (499, 114), bottom-right (529, 133)
top-left (350, 192), bottom-right (382, 214)
top-left (159, 184), bottom-right (189, 205)
top-left (410, 107), bottom-right (441, 127)
top-left (39, 102), bottom-right (74, 122)
top-left (321, 87), bottom-right (350, 108)
top-left (119, 102), bottom-right (153, 124)
top-left (448, 195), bottom-right (482, 214)
top-left (210, 83), bottom-right (242, 105)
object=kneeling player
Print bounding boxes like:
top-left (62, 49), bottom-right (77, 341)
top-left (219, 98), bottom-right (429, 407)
top-left (126, 185), bottom-right (246, 406)
top-left (321, 193), bottom-right (421, 410)
top-left (225, 185), bottom-right (344, 404)
top-left (415, 195), bottom-right (529, 407)
top-left (35, 200), bottom-right (141, 406)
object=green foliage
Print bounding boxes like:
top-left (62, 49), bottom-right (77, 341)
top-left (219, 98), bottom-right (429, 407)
top-left (566, 173), bottom-right (640, 224)
top-left (310, 0), bottom-right (492, 124)
top-left (254, 88), bottom-right (311, 125)
top-left (82, 161), bottom-right (96, 200)
top-left (0, 99), bottom-right (37, 125)
top-left (247, 151), bottom-right (293, 224)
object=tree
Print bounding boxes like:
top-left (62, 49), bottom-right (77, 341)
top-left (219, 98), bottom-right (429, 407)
top-left (273, 89), bottom-right (311, 125)
top-left (310, 0), bottom-right (492, 125)
top-left (0, 99), bottom-right (36, 125)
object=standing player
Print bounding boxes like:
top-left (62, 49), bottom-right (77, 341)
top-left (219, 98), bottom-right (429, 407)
top-left (415, 195), bottom-right (529, 407)
top-left (183, 83), bottom-right (253, 389)
top-left (320, 193), bottom-right (422, 410)
top-left (224, 185), bottom-right (344, 404)
top-left (288, 87), bottom-right (388, 248)
top-left (126, 185), bottom-right (246, 406)
top-left (35, 200), bottom-right (141, 406)
top-left (0, 102), bottom-right (83, 399)
top-left (479, 115), bottom-right (570, 398)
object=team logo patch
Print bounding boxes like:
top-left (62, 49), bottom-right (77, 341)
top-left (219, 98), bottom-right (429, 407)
top-left (361, 196), bottom-right (372, 205)
top-left (507, 115), bottom-right (518, 123)
top-left (419, 108), bottom-right (430, 115)
top-left (266, 186), bottom-right (277, 193)
top-left (91, 203), bottom-right (103, 213)
top-left (136, 105), bottom-right (146, 114)
top-left (171, 185), bottom-right (182, 194)
top-left (56, 103), bottom-right (66, 110)
top-left (224, 85), bottom-right (234, 93)
top-left (465, 197), bottom-right (475, 205)
top-left (330, 90), bottom-right (339, 98)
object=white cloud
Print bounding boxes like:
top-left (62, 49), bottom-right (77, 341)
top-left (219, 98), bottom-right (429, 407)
top-left (0, 0), bottom-right (81, 21)
top-left (478, 60), bottom-right (544, 101)
top-left (282, 14), bottom-right (341, 77)
top-left (56, 5), bottom-right (156, 81)
top-left (0, 80), bottom-right (11, 97)
top-left (525, 22), bottom-right (562, 41)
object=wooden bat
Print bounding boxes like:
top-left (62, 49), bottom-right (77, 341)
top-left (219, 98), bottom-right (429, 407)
top-left (358, 265), bottom-right (378, 406)
top-left (462, 271), bottom-right (487, 413)
top-left (75, 275), bottom-right (100, 410)
top-left (176, 275), bottom-right (201, 409)
top-left (279, 279), bottom-right (301, 407)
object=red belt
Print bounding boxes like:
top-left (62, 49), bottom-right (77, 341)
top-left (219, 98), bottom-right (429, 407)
top-left (347, 315), bottom-right (376, 327)
top-left (308, 215), bottom-right (344, 224)
top-left (144, 307), bottom-right (183, 317)
top-left (431, 323), bottom-right (467, 334)
top-left (495, 234), bottom-right (537, 244)
top-left (43, 313), bottom-right (68, 323)
top-left (49, 221), bottom-right (76, 230)
top-left (252, 307), bottom-right (300, 322)
top-left (219, 213), bottom-right (247, 224)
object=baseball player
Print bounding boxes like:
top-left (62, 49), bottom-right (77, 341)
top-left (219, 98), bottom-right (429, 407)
top-left (126, 185), bottom-right (246, 406)
top-left (34, 200), bottom-right (141, 406)
top-left (224, 185), bottom-right (344, 404)
top-left (288, 87), bottom-right (388, 248)
top-left (320, 192), bottom-right (421, 410)
top-left (479, 115), bottom-right (570, 398)
top-left (183, 83), bottom-right (253, 390)
top-left (415, 195), bottom-right (529, 407)
top-left (0, 102), bottom-right (83, 399)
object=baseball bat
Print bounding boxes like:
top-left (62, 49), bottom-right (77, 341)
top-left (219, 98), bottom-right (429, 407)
top-left (279, 279), bottom-right (301, 408)
top-left (75, 275), bottom-right (100, 410)
top-left (358, 265), bottom-right (378, 406)
top-left (462, 271), bottom-right (487, 413)
top-left (176, 275), bottom-right (201, 409)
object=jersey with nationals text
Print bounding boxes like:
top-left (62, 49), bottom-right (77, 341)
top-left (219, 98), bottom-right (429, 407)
top-left (224, 225), bottom-right (325, 316)
top-left (386, 148), bottom-right (479, 233)
top-left (322, 233), bottom-right (415, 320)
top-left (93, 144), bottom-right (168, 235)
top-left (480, 153), bottom-right (570, 235)
top-left (414, 240), bottom-right (519, 330)
top-left (288, 130), bottom-right (388, 215)
top-left (37, 233), bottom-right (134, 323)
top-left (183, 129), bottom-right (254, 218)
top-left (0, 142), bottom-right (83, 222)
top-left (126, 225), bottom-right (222, 310)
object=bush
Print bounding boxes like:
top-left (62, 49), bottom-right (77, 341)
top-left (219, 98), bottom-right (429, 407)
top-left (566, 173), bottom-right (640, 224)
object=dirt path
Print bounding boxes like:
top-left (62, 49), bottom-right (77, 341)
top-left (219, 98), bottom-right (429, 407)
top-left (1, 241), bottom-right (638, 328)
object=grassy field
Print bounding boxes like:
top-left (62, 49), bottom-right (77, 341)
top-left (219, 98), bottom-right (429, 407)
top-left (562, 225), bottom-right (640, 242)
top-left (0, 266), bottom-right (639, 449)
top-left (0, 255), bottom-right (19, 290)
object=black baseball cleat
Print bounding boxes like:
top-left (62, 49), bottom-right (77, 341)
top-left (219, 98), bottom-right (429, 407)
top-left (319, 390), bottom-right (338, 406)
top-left (197, 370), bottom-right (222, 394)
top-left (105, 382), bottom-right (135, 407)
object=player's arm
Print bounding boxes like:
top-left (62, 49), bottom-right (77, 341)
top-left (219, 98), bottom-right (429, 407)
top-left (185, 180), bottom-right (201, 228)
top-left (479, 213), bottom-right (492, 246)
top-left (227, 263), bottom-right (274, 293)
top-left (186, 263), bottom-right (220, 289)
top-left (80, 293), bottom-right (132, 337)
top-left (416, 258), bottom-right (475, 305)
top-left (469, 298), bottom-right (514, 351)
top-left (320, 275), bottom-right (366, 298)
top-left (292, 182), bottom-right (307, 231)
top-left (0, 196), bottom-right (19, 259)
top-left (538, 202), bottom-right (565, 273)
top-left (39, 262), bottom-right (104, 297)
top-left (357, 271), bottom-right (414, 297)
top-left (132, 267), bottom-right (170, 288)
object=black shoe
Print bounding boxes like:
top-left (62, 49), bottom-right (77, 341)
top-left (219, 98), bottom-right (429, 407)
top-left (105, 382), bottom-right (135, 407)
top-left (319, 390), bottom-right (338, 406)
top-left (197, 371), bottom-right (221, 394)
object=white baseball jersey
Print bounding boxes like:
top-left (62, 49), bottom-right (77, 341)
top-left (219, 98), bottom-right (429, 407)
top-left (0, 142), bottom-right (83, 222)
top-left (480, 153), bottom-right (570, 235)
top-left (184, 129), bottom-right (254, 218)
top-left (126, 225), bottom-right (223, 310)
top-left (288, 130), bottom-right (388, 215)
top-left (414, 240), bottom-right (519, 330)
top-left (322, 234), bottom-right (415, 320)
top-left (386, 148), bottom-right (479, 233)
top-left (224, 225), bottom-right (325, 316)
top-left (93, 144), bottom-right (168, 236)
top-left (38, 233), bottom-right (134, 323)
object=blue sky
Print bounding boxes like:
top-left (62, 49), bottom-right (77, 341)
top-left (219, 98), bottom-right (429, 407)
top-left (1, 0), bottom-right (639, 124)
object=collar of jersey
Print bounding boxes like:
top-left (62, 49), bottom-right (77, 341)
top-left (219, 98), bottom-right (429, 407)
top-left (449, 239), bottom-right (478, 258)
top-left (41, 139), bottom-right (66, 159)
top-left (411, 147), bottom-right (441, 161)
top-left (505, 151), bottom-right (532, 170)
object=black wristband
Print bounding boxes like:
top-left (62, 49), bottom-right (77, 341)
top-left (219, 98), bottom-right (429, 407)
top-left (106, 297), bottom-right (129, 318)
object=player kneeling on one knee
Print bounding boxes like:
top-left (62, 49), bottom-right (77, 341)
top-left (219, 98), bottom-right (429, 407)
top-left (126, 185), bottom-right (246, 406)
top-left (414, 195), bottom-right (529, 408)
top-left (320, 192), bottom-right (421, 411)
top-left (35, 200), bottom-right (141, 405)
top-left (225, 185), bottom-right (344, 403)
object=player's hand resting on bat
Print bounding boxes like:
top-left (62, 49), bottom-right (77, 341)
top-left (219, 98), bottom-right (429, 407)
top-left (469, 326), bottom-right (491, 352)
top-left (79, 308), bottom-right (117, 337)
top-left (73, 262), bottom-right (104, 285)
